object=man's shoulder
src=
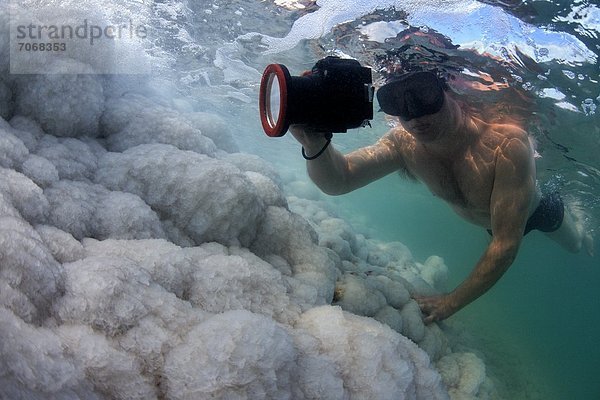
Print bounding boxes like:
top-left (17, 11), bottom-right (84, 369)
top-left (478, 121), bottom-right (531, 151)
top-left (475, 120), bottom-right (533, 165)
top-left (486, 122), bottom-right (528, 140)
top-left (484, 122), bottom-right (534, 168)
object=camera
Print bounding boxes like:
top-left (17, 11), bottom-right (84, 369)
top-left (259, 56), bottom-right (374, 137)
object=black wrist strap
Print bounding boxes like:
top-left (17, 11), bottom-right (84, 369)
top-left (301, 133), bottom-right (333, 160)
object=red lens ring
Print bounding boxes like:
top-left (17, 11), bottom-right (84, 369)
top-left (259, 64), bottom-right (290, 137)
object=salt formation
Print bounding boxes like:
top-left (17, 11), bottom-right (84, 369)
top-left (0, 5), bottom-right (493, 400)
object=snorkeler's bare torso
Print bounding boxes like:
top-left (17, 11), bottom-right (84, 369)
top-left (392, 119), bottom-right (538, 229)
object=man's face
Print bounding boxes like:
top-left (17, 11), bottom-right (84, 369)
top-left (398, 104), bottom-right (445, 142)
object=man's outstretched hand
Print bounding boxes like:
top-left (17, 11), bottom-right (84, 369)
top-left (414, 294), bottom-right (458, 324)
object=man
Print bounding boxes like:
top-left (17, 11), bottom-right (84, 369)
top-left (290, 71), bottom-right (592, 323)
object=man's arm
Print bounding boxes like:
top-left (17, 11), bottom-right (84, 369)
top-left (290, 125), bottom-right (406, 195)
top-left (417, 134), bottom-right (536, 323)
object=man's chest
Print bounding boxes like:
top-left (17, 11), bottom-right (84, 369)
top-left (409, 149), bottom-right (497, 212)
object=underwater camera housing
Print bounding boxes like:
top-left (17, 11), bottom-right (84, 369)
top-left (259, 56), bottom-right (374, 137)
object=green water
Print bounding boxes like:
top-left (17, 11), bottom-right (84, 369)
top-left (330, 173), bottom-right (600, 399)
